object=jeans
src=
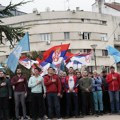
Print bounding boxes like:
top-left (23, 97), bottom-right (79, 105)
top-left (14, 92), bottom-right (26, 118)
top-left (108, 91), bottom-right (119, 112)
top-left (66, 92), bottom-right (78, 116)
top-left (93, 91), bottom-right (103, 111)
top-left (47, 93), bottom-right (60, 119)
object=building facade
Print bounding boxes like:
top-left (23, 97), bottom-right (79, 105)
top-left (0, 9), bottom-right (120, 72)
top-left (92, 0), bottom-right (120, 16)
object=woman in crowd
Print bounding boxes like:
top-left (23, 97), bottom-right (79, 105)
top-left (92, 70), bottom-right (103, 116)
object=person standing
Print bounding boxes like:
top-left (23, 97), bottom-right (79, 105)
top-left (28, 68), bottom-right (46, 120)
top-left (11, 68), bottom-right (28, 120)
top-left (76, 71), bottom-right (82, 116)
top-left (92, 70), bottom-right (103, 116)
top-left (79, 71), bottom-right (94, 116)
top-left (106, 66), bottom-right (120, 114)
top-left (59, 71), bottom-right (67, 118)
top-left (101, 70), bottom-right (110, 113)
top-left (44, 67), bottom-right (61, 120)
top-left (65, 67), bottom-right (79, 118)
top-left (0, 70), bottom-right (12, 120)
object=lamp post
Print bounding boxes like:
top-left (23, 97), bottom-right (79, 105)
top-left (91, 44), bottom-right (97, 70)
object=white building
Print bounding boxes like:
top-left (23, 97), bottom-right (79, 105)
top-left (0, 7), bottom-right (120, 72)
top-left (92, 0), bottom-right (120, 16)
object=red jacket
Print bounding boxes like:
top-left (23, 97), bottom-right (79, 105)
top-left (44, 74), bottom-right (61, 93)
top-left (106, 72), bottom-right (120, 91)
top-left (65, 75), bottom-right (78, 93)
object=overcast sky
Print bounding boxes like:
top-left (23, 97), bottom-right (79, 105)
top-left (0, 0), bottom-right (120, 13)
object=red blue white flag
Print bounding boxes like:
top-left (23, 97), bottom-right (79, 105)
top-left (19, 56), bottom-right (31, 69)
top-left (43, 44), bottom-right (70, 66)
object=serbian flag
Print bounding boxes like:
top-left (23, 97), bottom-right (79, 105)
top-left (70, 53), bottom-right (91, 65)
top-left (36, 57), bottom-right (43, 64)
top-left (43, 44), bottom-right (70, 66)
top-left (64, 52), bottom-right (78, 63)
top-left (66, 60), bottom-right (82, 69)
top-left (64, 52), bottom-right (75, 60)
top-left (39, 61), bottom-right (58, 76)
top-left (19, 55), bottom-right (31, 69)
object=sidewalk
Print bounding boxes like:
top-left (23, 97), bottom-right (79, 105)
top-left (64, 114), bottom-right (120, 120)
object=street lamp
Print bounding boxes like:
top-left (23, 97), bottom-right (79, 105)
top-left (91, 44), bottom-right (97, 70)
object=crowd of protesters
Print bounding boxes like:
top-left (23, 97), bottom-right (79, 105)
top-left (0, 65), bottom-right (120, 120)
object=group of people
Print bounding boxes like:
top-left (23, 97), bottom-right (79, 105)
top-left (0, 65), bottom-right (120, 120)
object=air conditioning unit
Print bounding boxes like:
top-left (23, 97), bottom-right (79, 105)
top-left (78, 32), bottom-right (83, 36)
top-left (46, 40), bottom-right (51, 45)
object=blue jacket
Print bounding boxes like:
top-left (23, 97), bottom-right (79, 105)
top-left (92, 77), bottom-right (102, 92)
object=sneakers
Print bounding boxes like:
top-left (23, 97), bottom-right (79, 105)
top-left (99, 111), bottom-right (103, 115)
top-left (64, 116), bottom-right (70, 119)
top-left (44, 115), bottom-right (48, 119)
top-left (95, 111), bottom-right (99, 117)
top-left (23, 116), bottom-right (29, 119)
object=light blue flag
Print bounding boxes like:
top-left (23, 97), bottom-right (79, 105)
top-left (7, 33), bottom-right (30, 73)
top-left (106, 46), bottom-right (120, 56)
top-left (113, 55), bottom-right (120, 63)
top-left (7, 45), bottom-right (22, 73)
top-left (18, 32), bottom-right (30, 52)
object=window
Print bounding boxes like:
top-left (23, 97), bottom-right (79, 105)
top-left (64, 32), bottom-right (70, 40)
top-left (101, 34), bottom-right (107, 41)
top-left (101, 21), bottom-right (107, 25)
top-left (20, 22), bottom-right (24, 26)
top-left (100, 20), bottom-right (107, 25)
top-left (85, 19), bottom-right (90, 23)
top-left (81, 18), bottom-right (84, 22)
top-left (87, 66), bottom-right (94, 72)
top-left (102, 50), bottom-right (108, 56)
top-left (118, 35), bottom-right (120, 41)
top-left (40, 33), bottom-right (51, 41)
top-left (83, 49), bottom-right (91, 53)
top-left (115, 46), bottom-right (120, 51)
top-left (83, 32), bottom-right (90, 40)
top-left (104, 66), bottom-right (110, 73)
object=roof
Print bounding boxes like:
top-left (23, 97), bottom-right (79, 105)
top-left (104, 2), bottom-right (120, 11)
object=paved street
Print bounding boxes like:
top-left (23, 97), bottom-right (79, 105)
top-left (63, 114), bottom-right (120, 120)
top-left (10, 114), bottom-right (120, 120)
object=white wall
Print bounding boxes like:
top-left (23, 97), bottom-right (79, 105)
top-left (92, 2), bottom-right (120, 16)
